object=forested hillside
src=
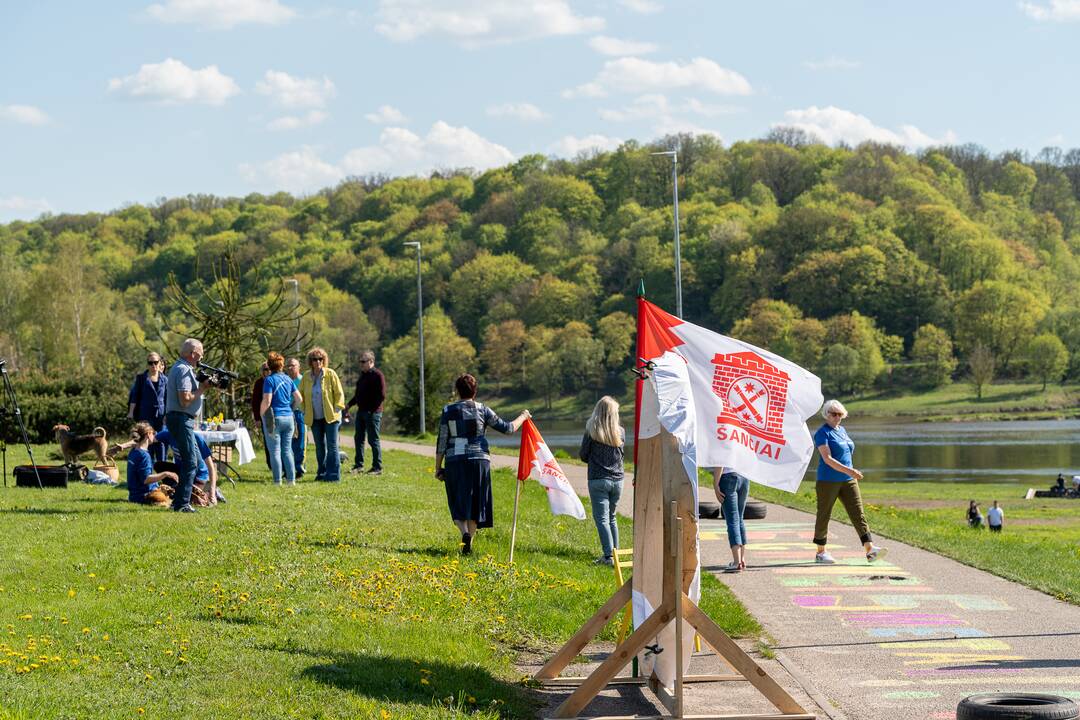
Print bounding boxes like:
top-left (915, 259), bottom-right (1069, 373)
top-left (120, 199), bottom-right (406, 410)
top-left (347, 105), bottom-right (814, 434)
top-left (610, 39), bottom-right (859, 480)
top-left (3, 132), bottom-right (1079, 433)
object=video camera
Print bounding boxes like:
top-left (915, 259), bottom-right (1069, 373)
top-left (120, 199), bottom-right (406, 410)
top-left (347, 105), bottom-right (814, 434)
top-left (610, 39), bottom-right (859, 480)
top-left (196, 362), bottom-right (238, 390)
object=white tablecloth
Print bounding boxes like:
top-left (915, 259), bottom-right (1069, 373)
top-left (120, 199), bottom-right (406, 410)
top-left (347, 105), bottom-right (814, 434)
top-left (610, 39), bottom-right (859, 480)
top-left (195, 427), bottom-right (256, 465)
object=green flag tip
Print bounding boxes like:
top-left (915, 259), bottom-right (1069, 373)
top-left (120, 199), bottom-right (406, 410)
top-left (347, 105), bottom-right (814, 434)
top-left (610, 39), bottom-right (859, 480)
top-left (637, 279), bottom-right (646, 297)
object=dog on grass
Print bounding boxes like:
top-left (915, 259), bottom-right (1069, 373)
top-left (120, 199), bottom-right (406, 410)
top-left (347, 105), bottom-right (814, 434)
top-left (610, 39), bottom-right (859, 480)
top-left (52, 424), bottom-right (113, 467)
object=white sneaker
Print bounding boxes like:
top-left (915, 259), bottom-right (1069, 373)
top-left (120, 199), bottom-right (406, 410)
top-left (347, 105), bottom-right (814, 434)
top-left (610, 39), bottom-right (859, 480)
top-left (866, 545), bottom-right (888, 563)
top-left (815, 551), bottom-right (836, 564)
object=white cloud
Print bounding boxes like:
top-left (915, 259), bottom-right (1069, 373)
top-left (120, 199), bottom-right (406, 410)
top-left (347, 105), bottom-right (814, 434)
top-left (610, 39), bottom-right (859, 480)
top-left (803, 56), bottom-right (861, 71)
top-left (342, 121), bottom-right (514, 174)
top-left (485, 102), bottom-right (549, 121)
top-left (241, 122), bottom-right (514, 192)
top-left (599, 93), bottom-right (739, 122)
top-left (267, 110), bottom-right (328, 130)
top-left (1020, 0), bottom-right (1080, 21)
top-left (0, 195), bottom-right (52, 221)
top-left (107, 58), bottom-right (240, 105)
top-left (0, 104), bottom-right (51, 126)
top-left (365, 105), bottom-right (409, 124)
top-left (375, 0), bottom-right (604, 45)
top-left (548, 134), bottom-right (622, 157)
top-left (239, 146), bottom-right (344, 193)
top-left (145, 0), bottom-right (295, 28)
top-left (588, 35), bottom-right (657, 56)
top-left (775, 106), bottom-right (955, 148)
top-left (565, 57), bottom-right (751, 98)
top-left (618, 0), bottom-right (662, 13)
top-left (255, 70), bottom-right (335, 108)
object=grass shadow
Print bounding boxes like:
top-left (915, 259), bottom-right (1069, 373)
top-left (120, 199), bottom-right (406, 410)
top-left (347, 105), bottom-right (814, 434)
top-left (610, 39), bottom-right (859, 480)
top-left (196, 613), bottom-right (264, 626)
top-left (0, 507), bottom-right (83, 515)
top-left (290, 649), bottom-right (535, 713)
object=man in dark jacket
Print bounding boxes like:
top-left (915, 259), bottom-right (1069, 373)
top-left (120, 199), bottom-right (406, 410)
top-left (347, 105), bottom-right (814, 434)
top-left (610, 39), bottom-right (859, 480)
top-left (345, 350), bottom-right (386, 475)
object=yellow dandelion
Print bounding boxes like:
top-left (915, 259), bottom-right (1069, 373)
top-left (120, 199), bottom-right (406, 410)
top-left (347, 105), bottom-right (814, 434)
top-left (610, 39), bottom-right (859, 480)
top-left (97, 586), bottom-right (106, 592)
top-left (68, 589), bottom-right (76, 598)
top-left (380, 710), bottom-right (391, 720)
top-left (420, 678), bottom-right (430, 685)
top-left (81, 627), bottom-right (91, 634)
top-left (102, 634), bottom-right (110, 641)
top-left (144, 672), bottom-right (154, 681)
top-left (137, 709), bottom-right (145, 715)
top-left (18, 614), bottom-right (31, 621)
top-left (88, 573), bottom-right (95, 578)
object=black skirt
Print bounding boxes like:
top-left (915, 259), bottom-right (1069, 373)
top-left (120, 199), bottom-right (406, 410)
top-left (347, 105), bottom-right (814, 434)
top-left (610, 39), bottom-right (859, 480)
top-left (444, 459), bottom-right (493, 528)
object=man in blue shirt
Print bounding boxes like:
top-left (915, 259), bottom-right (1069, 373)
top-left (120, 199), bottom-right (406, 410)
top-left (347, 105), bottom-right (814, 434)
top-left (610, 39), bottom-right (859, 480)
top-left (286, 357), bottom-right (306, 477)
top-left (165, 338), bottom-right (210, 513)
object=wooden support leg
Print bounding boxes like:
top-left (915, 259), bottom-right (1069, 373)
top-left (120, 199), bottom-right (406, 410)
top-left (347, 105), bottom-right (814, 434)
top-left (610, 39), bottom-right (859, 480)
top-left (552, 600), bottom-right (674, 718)
top-left (682, 594), bottom-right (807, 716)
top-left (536, 579), bottom-right (632, 681)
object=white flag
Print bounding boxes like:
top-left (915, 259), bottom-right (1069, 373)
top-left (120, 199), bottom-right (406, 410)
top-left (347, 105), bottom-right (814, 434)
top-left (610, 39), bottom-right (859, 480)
top-left (517, 419), bottom-right (587, 519)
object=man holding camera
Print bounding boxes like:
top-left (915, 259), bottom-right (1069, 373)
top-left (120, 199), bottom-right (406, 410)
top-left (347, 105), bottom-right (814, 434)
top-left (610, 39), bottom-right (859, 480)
top-left (165, 338), bottom-right (211, 513)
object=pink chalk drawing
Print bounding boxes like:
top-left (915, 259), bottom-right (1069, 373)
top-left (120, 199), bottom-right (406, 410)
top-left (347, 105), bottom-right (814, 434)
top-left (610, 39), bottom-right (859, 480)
top-left (792, 595), bottom-right (838, 607)
top-left (844, 612), bottom-right (963, 626)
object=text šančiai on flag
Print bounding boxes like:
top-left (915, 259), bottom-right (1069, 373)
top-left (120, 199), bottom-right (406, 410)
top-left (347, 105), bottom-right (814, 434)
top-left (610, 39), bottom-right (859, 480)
top-left (517, 418), bottom-right (587, 519)
top-left (636, 297), bottom-right (823, 492)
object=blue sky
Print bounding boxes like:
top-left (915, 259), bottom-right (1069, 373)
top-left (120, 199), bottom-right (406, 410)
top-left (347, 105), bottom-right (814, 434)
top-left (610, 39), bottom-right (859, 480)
top-left (2, 0), bottom-right (1079, 221)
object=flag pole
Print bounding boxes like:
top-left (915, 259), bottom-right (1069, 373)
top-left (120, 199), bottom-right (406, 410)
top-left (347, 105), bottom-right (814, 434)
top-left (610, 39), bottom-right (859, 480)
top-left (509, 478), bottom-right (523, 563)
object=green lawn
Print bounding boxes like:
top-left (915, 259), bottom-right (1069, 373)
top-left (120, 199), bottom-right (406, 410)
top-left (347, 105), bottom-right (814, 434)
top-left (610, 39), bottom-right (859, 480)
top-left (749, 480), bottom-right (1080, 605)
top-left (0, 446), bottom-right (757, 720)
top-left (847, 381), bottom-right (1080, 420)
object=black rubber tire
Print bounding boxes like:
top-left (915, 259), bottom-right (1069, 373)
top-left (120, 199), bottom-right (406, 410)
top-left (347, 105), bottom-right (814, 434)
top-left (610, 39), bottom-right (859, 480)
top-left (698, 501), bottom-right (720, 519)
top-left (719, 500), bottom-right (768, 520)
top-left (956, 693), bottom-right (1078, 720)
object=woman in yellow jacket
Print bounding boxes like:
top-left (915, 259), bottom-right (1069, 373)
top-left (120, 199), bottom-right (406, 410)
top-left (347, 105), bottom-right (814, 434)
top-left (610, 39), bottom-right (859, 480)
top-left (299, 347), bottom-right (346, 482)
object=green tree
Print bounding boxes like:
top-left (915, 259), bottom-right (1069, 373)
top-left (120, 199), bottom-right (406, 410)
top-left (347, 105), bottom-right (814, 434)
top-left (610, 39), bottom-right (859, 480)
top-left (967, 342), bottom-right (996, 400)
top-left (819, 344), bottom-right (863, 395)
top-left (480, 319), bottom-right (527, 392)
top-left (910, 324), bottom-right (957, 387)
top-left (555, 321), bottom-right (605, 394)
top-left (595, 311), bottom-right (636, 370)
top-left (382, 304), bottom-right (476, 433)
top-left (1026, 333), bottom-right (1068, 390)
top-left (954, 281), bottom-right (1046, 371)
top-left (447, 251), bottom-right (537, 341)
top-left (823, 312), bottom-right (885, 391)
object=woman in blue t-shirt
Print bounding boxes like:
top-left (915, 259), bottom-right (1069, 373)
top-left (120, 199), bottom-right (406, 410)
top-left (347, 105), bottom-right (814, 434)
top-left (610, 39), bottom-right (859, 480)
top-left (812, 399), bottom-right (887, 564)
top-left (126, 422), bottom-right (176, 506)
top-left (260, 351), bottom-right (303, 486)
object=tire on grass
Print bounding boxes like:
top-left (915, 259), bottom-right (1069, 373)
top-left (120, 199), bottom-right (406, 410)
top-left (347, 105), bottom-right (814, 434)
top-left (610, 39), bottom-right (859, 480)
top-left (698, 501), bottom-right (720, 519)
top-left (719, 501), bottom-right (768, 521)
top-left (956, 693), bottom-right (1078, 720)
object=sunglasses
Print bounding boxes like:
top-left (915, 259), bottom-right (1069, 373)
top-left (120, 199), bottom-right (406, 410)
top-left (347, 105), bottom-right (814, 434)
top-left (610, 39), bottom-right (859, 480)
top-left (147, 360), bottom-right (161, 366)
top-left (827, 411), bottom-right (843, 417)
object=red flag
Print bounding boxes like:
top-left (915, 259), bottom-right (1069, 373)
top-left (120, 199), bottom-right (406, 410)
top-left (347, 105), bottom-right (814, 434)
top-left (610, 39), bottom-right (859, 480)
top-left (517, 419), bottom-right (586, 519)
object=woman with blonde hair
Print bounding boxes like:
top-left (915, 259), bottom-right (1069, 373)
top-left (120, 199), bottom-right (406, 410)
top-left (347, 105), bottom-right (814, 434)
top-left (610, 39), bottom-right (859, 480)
top-left (579, 396), bottom-right (625, 566)
top-left (299, 347), bottom-right (346, 482)
top-left (126, 422), bottom-right (175, 506)
top-left (260, 351), bottom-right (303, 486)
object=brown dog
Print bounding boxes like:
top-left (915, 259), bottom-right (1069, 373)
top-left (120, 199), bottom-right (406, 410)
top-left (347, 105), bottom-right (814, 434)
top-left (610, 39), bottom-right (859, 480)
top-left (53, 425), bottom-right (113, 467)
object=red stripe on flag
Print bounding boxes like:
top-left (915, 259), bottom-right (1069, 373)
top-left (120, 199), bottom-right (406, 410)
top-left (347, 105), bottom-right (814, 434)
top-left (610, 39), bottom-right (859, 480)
top-left (633, 296), bottom-right (685, 465)
top-left (517, 418), bottom-right (540, 481)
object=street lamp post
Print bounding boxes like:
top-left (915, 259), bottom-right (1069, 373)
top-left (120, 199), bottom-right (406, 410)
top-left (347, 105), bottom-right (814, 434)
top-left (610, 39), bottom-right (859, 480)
top-left (651, 150), bottom-right (683, 318)
top-left (285, 278), bottom-right (300, 353)
top-left (403, 242), bottom-right (426, 434)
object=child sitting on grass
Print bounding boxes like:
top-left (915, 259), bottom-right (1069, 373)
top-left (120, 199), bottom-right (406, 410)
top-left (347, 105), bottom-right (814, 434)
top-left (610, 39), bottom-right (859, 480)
top-left (126, 422), bottom-right (176, 507)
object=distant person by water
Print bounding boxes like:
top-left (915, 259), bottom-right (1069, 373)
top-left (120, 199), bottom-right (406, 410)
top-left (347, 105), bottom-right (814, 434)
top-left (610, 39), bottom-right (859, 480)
top-left (967, 500), bottom-right (983, 528)
top-left (987, 500), bottom-right (1004, 532)
top-left (812, 399), bottom-right (887, 564)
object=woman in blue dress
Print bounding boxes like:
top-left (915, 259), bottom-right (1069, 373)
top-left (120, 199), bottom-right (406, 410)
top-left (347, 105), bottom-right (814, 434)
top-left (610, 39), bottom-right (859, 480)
top-left (434, 374), bottom-right (530, 555)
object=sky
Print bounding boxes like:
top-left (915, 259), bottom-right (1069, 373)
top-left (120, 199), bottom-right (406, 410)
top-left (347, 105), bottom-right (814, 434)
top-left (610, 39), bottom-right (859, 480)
top-left (2, 0), bottom-right (1080, 221)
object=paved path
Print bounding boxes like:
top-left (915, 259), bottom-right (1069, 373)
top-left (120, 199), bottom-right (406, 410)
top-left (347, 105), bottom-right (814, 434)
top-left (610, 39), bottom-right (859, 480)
top-left (369, 439), bottom-right (1080, 719)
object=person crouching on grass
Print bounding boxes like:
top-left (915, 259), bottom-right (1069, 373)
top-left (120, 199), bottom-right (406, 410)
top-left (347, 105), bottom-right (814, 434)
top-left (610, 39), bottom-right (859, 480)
top-left (126, 422), bottom-right (175, 507)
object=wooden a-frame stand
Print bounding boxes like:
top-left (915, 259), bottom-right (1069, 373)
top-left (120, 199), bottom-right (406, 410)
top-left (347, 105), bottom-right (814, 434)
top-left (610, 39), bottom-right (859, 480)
top-left (533, 427), bottom-right (814, 720)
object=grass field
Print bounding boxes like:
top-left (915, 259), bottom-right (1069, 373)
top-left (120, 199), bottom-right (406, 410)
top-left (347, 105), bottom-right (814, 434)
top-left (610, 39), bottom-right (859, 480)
top-left (750, 480), bottom-right (1080, 605)
top-left (845, 381), bottom-right (1080, 420)
top-left (0, 445), bottom-right (758, 720)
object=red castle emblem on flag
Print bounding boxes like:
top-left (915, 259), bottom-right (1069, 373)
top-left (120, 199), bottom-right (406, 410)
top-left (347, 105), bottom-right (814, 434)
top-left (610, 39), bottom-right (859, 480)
top-left (712, 352), bottom-right (790, 446)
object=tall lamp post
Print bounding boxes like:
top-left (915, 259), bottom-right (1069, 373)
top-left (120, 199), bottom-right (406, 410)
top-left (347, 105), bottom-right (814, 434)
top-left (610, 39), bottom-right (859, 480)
top-left (403, 242), bottom-right (426, 434)
top-left (651, 150), bottom-right (683, 318)
top-left (284, 278), bottom-right (301, 353)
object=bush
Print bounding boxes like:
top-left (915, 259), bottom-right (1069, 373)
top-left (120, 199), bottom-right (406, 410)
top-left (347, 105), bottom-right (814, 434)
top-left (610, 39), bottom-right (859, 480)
top-left (4, 372), bottom-right (130, 443)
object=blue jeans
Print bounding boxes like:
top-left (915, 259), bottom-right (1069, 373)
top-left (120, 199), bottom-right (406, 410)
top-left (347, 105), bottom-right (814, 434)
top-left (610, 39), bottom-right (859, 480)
top-left (719, 472), bottom-right (749, 547)
top-left (292, 410), bottom-right (306, 475)
top-left (353, 411), bottom-right (382, 470)
top-left (310, 419), bottom-right (341, 481)
top-left (165, 411), bottom-right (197, 510)
top-left (588, 477), bottom-right (622, 559)
top-left (264, 414), bottom-right (296, 484)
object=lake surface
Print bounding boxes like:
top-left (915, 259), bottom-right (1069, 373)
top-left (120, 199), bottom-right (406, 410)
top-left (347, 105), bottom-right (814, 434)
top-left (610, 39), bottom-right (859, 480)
top-left (486, 417), bottom-right (1080, 485)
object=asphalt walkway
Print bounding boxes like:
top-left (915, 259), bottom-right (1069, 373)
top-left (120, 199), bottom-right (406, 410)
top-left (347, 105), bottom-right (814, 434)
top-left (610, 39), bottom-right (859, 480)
top-left (361, 438), bottom-right (1080, 719)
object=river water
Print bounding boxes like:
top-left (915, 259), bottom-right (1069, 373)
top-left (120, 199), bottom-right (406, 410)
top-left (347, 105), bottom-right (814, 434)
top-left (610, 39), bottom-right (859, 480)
top-left (486, 417), bottom-right (1080, 485)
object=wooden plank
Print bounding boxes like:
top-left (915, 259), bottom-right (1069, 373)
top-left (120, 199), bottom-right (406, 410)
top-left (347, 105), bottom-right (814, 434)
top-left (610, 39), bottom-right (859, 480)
top-left (682, 596), bottom-right (807, 716)
top-left (535, 579), bottom-right (632, 680)
top-left (552, 601), bottom-right (674, 718)
top-left (652, 680), bottom-right (676, 715)
top-left (633, 428), bottom-right (667, 678)
top-left (672, 507), bottom-right (685, 718)
top-left (539, 674), bottom-right (744, 687)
